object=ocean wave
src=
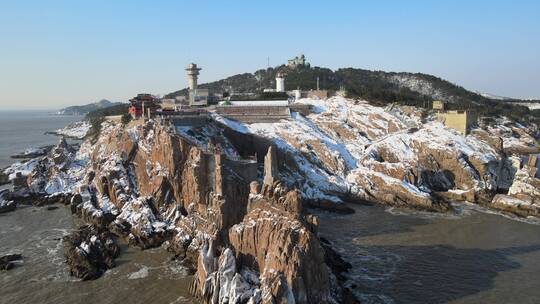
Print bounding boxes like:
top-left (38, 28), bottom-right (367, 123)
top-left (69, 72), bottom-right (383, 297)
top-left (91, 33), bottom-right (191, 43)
top-left (459, 202), bottom-right (540, 225)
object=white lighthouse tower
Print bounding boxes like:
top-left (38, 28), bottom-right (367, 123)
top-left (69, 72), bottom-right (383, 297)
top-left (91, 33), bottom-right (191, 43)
top-left (185, 63), bottom-right (208, 106)
top-left (276, 72), bottom-right (285, 92)
top-left (185, 63), bottom-right (201, 90)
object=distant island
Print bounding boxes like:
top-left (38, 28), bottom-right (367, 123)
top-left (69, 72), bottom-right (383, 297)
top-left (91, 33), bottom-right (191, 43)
top-left (55, 99), bottom-right (122, 116)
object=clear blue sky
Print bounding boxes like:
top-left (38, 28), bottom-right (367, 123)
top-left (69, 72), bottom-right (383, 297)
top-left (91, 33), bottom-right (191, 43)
top-left (1, 0), bottom-right (539, 110)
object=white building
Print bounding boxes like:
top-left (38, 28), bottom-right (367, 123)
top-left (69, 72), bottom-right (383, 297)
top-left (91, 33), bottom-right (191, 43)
top-left (276, 72), bottom-right (285, 92)
top-left (185, 63), bottom-right (208, 106)
top-left (185, 63), bottom-right (201, 91)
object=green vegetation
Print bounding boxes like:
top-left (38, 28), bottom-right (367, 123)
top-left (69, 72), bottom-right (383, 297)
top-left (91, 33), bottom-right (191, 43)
top-left (58, 99), bottom-right (121, 115)
top-left (82, 103), bottom-right (131, 142)
top-left (165, 65), bottom-right (540, 125)
top-left (86, 117), bottom-right (105, 143)
top-left (121, 113), bottom-right (132, 125)
top-left (85, 103), bottom-right (129, 120)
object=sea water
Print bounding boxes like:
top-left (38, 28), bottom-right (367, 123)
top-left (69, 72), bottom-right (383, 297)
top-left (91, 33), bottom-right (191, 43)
top-left (0, 206), bottom-right (195, 304)
top-left (315, 203), bottom-right (540, 304)
top-left (0, 110), bottom-right (81, 168)
top-left (0, 111), bottom-right (195, 303)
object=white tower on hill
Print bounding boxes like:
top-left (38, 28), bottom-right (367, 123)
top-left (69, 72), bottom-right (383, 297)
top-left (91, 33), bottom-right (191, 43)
top-left (276, 72), bottom-right (285, 92)
top-left (185, 63), bottom-right (201, 90)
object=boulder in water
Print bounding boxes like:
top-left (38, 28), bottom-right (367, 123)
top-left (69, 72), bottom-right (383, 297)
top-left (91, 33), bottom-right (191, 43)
top-left (0, 254), bottom-right (22, 271)
top-left (0, 200), bottom-right (16, 214)
top-left (0, 190), bottom-right (16, 214)
top-left (62, 225), bottom-right (120, 280)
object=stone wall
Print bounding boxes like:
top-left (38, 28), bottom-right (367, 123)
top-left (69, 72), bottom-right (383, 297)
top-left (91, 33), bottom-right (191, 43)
top-left (170, 114), bottom-right (211, 127)
top-left (216, 106), bottom-right (291, 123)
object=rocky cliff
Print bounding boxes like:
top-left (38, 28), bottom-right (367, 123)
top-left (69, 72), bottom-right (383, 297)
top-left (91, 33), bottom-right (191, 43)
top-left (7, 119), bottom-right (349, 303)
top-left (4, 95), bottom-right (540, 303)
top-left (215, 96), bottom-right (540, 217)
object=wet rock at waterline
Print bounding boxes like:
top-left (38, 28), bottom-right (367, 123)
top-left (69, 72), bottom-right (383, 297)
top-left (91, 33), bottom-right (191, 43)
top-left (62, 225), bottom-right (120, 280)
top-left (0, 200), bottom-right (16, 214)
top-left (0, 254), bottom-right (23, 271)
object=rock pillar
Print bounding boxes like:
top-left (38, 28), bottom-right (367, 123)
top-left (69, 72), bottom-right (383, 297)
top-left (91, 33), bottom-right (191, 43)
top-left (263, 146), bottom-right (278, 186)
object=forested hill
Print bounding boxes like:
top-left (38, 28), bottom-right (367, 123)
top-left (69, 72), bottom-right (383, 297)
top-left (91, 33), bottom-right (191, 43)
top-left (165, 65), bottom-right (539, 123)
top-left (56, 99), bottom-right (122, 116)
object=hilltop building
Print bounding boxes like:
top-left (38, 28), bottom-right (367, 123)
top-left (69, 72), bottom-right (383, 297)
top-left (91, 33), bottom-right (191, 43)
top-left (128, 60), bottom-right (314, 123)
top-left (287, 54), bottom-right (307, 68)
top-left (186, 63), bottom-right (201, 91)
top-left (434, 101), bottom-right (476, 135)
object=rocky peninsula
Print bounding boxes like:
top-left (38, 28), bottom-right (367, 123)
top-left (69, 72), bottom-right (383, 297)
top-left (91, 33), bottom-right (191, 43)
top-left (2, 96), bottom-right (540, 303)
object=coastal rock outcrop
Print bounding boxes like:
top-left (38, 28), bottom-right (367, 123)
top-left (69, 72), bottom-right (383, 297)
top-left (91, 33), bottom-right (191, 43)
top-left (0, 200), bottom-right (16, 214)
top-left (215, 96), bottom-right (534, 215)
top-left (190, 147), bottom-right (346, 303)
top-left (192, 194), bottom-right (340, 303)
top-left (23, 119), bottom-right (339, 300)
top-left (9, 94), bottom-right (539, 301)
top-left (0, 189), bottom-right (16, 214)
top-left (0, 254), bottom-right (22, 271)
top-left (62, 225), bottom-right (120, 280)
top-left (490, 154), bottom-right (540, 217)
top-left (229, 206), bottom-right (333, 303)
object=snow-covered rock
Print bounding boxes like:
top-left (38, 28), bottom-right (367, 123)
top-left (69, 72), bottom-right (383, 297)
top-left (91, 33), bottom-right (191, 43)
top-left (214, 96), bottom-right (518, 209)
top-left (26, 137), bottom-right (87, 195)
top-left (52, 121), bottom-right (91, 139)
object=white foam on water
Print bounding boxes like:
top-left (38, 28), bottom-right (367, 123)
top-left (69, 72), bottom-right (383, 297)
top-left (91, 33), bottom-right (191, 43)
top-left (169, 295), bottom-right (190, 304)
top-left (459, 202), bottom-right (540, 226)
top-left (154, 259), bottom-right (190, 280)
top-left (128, 265), bottom-right (149, 279)
top-left (385, 202), bottom-right (540, 226)
top-left (384, 206), bottom-right (466, 220)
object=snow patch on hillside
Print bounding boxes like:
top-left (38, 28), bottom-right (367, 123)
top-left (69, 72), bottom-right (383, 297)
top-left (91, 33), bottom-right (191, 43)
top-left (53, 121), bottom-right (91, 139)
top-left (215, 96), bottom-right (505, 203)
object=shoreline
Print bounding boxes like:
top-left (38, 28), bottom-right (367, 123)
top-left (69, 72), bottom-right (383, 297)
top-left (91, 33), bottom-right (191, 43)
top-left (2, 101), bottom-right (534, 298)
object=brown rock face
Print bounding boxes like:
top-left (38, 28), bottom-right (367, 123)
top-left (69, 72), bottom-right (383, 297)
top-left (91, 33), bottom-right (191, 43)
top-left (187, 137), bottom-right (342, 303)
top-left (82, 120), bottom-right (257, 248)
top-left (471, 129), bottom-right (504, 153)
top-left (23, 119), bottom-right (344, 301)
top-left (229, 206), bottom-right (332, 303)
top-left (350, 168), bottom-right (449, 212)
top-left (263, 146), bottom-right (279, 186)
